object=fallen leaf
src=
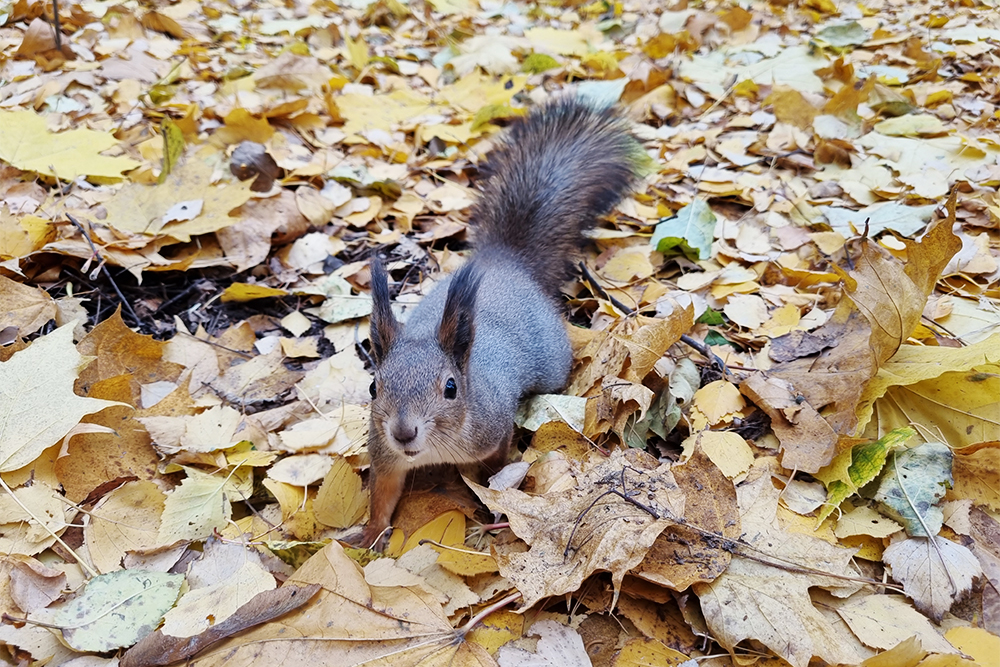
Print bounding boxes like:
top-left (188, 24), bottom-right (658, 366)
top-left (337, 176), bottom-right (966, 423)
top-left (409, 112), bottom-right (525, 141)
top-left (0, 110), bottom-right (139, 179)
top-left (120, 584), bottom-right (320, 667)
top-left (184, 542), bottom-right (491, 666)
top-left (0, 275), bottom-right (57, 337)
top-left (883, 536), bottom-right (982, 621)
top-left (694, 459), bottom-right (866, 667)
top-left (874, 441), bottom-right (952, 537)
top-left (49, 569), bottom-right (183, 652)
top-left (834, 593), bottom-right (957, 653)
top-left (101, 159), bottom-right (255, 240)
top-left (85, 480), bottom-right (166, 573)
top-left (0, 323), bottom-right (124, 473)
top-left (160, 539), bottom-right (276, 638)
top-left (157, 468), bottom-right (233, 544)
top-left (470, 449), bottom-right (685, 608)
top-left (496, 620), bottom-right (590, 666)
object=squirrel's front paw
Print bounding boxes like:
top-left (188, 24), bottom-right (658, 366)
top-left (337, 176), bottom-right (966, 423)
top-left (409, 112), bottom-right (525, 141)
top-left (343, 523), bottom-right (392, 551)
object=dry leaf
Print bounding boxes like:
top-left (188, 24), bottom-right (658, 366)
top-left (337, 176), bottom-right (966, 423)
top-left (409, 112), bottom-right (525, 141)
top-left (470, 449), bottom-right (685, 608)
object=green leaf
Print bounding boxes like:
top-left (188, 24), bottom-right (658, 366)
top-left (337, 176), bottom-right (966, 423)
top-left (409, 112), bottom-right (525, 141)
top-left (650, 200), bottom-right (716, 260)
top-left (697, 309), bottom-right (724, 325)
top-left (874, 441), bottom-right (953, 537)
top-left (815, 427), bottom-right (914, 524)
top-left (815, 21), bottom-right (869, 48)
top-left (53, 570), bottom-right (183, 652)
top-left (521, 52), bottom-right (560, 74)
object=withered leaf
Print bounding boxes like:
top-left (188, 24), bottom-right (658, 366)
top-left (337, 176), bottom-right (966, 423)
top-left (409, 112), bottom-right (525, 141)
top-left (469, 449), bottom-right (685, 608)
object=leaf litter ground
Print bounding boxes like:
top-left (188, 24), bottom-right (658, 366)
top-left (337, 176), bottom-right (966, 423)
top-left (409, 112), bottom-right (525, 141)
top-left (1, 0), bottom-right (1000, 666)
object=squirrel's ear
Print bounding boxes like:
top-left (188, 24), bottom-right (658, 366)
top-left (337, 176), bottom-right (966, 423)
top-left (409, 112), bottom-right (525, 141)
top-left (439, 265), bottom-right (481, 372)
top-left (369, 257), bottom-right (398, 365)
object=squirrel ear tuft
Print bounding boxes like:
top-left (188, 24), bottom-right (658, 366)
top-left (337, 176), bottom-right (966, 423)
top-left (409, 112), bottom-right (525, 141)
top-left (439, 265), bottom-right (481, 372)
top-left (369, 257), bottom-right (399, 365)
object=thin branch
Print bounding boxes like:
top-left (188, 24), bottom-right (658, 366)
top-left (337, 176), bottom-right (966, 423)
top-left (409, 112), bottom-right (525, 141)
top-left (65, 214), bottom-right (142, 327)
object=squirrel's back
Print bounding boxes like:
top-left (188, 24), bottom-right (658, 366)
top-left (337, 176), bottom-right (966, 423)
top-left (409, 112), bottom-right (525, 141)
top-left (470, 97), bottom-right (644, 294)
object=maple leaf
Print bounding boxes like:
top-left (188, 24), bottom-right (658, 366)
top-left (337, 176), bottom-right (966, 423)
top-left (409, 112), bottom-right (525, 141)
top-left (0, 110), bottom-right (139, 179)
top-left (0, 323), bottom-right (125, 473)
top-left (470, 449), bottom-right (685, 609)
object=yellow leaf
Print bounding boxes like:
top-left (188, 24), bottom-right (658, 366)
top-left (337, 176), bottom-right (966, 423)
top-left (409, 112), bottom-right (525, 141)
top-left (689, 380), bottom-right (745, 431)
top-left (338, 89), bottom-right (432, 137)
top-left (220, 283), bottom-right (288, 302)
top-left (391, 509), bottom-right (465, 557)
top-left (855, 333), bottom-right (1000, 440)
top-left (465, 609), bottom-right (523, 654)
top-left (612, 637), bottom-right (689, 666)
top-left (428, 0), bottom-right (477, 15)
top-left (0, 213), bottom-right (54, 260)
top-left (681, 431), bottom-right (754, 479)
top-left (525, 27), bottom-right (592, 57)
top-left (0, 323), bottom-right (125, 473)
top-left (314, 456), bottom-right (368, 529)
top-left (0, 110), bottom-right (140, 179)
top-left (158, 118), bottom-right (184, 184)
top-left (102, 159), bottom-right (255, 241)
top-left (419, 122), bottom-right (476, 144)
top-left (344, 34), bottom-right (369, 70)
top-left (433, 543), bottom-right (498, 576)
top-left (213, 108), bottom-right (274, 146)
top-left (441, 72), bottom-right (527, 113)
top-left (158, 468), bottom-right (232, 543)
top-left (943, 626), bottom-right (1000, 666)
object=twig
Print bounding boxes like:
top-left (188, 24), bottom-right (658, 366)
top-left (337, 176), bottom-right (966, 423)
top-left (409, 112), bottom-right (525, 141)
top-left (0, 476), bottom-right (99, 578)
top-left (678, 333), bottom-right (734, 381)
top-left (578, 261), bottom-right (635, 316)
top-left (456, 592), bottom-right (522, 637)
top-left (51, 0), bottom-right (62, 50)
top-left (65, 214), bottom-right (142, 327)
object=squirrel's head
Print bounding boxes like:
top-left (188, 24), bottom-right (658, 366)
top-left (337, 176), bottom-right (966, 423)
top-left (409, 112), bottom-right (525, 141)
top-left (367, 260), bottom-right (482, 466)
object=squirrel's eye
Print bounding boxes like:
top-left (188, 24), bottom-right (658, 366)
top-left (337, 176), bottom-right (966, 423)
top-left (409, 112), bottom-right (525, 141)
top-left (444, 378), bottom-right (457, 399)
top-left (369, 381), bottom-right (377, 398)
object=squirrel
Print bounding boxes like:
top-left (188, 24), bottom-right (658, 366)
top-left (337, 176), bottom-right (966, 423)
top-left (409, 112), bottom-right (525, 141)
top-left (356, 96), bottom-right (645, 547)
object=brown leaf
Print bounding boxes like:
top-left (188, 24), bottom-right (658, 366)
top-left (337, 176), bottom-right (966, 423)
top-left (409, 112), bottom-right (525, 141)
top-left (568, 307), bottom-right (693, 397)
top-left (632, 448), bottom-right (739, 589)
top-left (182, 543), bottom-right (489, 666)
top-left (8, 554), bottom-right (67, 613)
top-left (120, 584), bottom-right (320, 667)
top-left (471, 449), bottom-right (685, 608)
top-left (740, 373), bottom-right (838, 473)
top-left (694, 458), bottom-right (865, 667)
top-left (218, 191), bottom-right (309, 272)
top-left (842, 203), bottom-right (960, 367)
top-left (75, 310), bottom-right (184, 398)
top-left (764, 301), bottom-right (875, 437)
top-left (0, 274), bottom-right (57, 338)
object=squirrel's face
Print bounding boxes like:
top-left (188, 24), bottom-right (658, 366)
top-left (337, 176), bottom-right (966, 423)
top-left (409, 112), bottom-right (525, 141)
top-left (368, 259), bottom-right (482, 467)
top-left (369, 340), bottom-right (473, 466)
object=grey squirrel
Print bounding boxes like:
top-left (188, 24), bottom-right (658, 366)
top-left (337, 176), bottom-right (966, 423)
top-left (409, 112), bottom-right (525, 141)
top-left (357, 97), bottom-right (645, 547)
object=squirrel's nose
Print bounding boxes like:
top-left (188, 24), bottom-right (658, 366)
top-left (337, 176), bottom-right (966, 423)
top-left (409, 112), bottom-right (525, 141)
top-left (391, 423), bottom-right (418, 445)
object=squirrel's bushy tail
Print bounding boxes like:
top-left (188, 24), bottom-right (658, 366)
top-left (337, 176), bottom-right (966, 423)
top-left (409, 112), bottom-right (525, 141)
top-left (470, 97), bottom-right (644, 295)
